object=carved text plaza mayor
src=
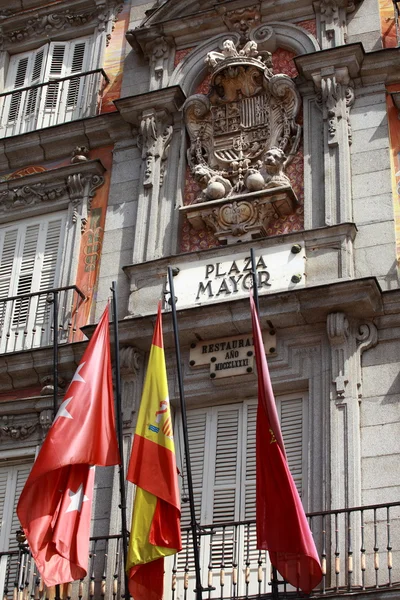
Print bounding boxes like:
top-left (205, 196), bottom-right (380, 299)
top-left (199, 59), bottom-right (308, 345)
top-left (196, 255), bottom-right (271, 300)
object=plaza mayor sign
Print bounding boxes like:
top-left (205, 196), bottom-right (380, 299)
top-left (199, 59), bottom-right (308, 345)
top-left (171, 243), bottom-right (305, 309)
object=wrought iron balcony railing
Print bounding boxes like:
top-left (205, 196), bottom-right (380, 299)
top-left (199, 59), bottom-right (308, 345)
top-left (1, 501), bottom-right (400, 600)
top-left (0, 286), bottom-right (86, 354)
top-left (0, 69), bottom-right (109, 138)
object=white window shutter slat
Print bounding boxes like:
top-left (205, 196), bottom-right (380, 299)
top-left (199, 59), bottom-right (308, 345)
top-left (25, 48), bottom-right (46, 117)
top-left (0, 464), bottom-right (32, 600)
top-left (0, 229), bottom-right (18, 299)
top-left (280, 397), bottom-right (304, 496)
top-left (7, 56), bottom-right (29, 123)
top-left (44, 43), bottom-right (66, 110)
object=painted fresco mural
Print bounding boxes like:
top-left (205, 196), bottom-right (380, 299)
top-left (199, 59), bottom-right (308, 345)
top-left (101, 0), bottom-right (130, 113)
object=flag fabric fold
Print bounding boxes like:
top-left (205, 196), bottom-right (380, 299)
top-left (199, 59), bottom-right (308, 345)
top-left (251, 295), bottom-right (322, 593)
top-left (126, 303), bottom-right (181, 600)
top-left (17, 305), bottom-right (120, 587)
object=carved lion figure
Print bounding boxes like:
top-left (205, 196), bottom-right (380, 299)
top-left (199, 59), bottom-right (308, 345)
top-left (264, 147), bottom-right (291, 189)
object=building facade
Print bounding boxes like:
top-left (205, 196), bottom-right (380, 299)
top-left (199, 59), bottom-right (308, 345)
top-left (1, 0), bottom-right (400, 598)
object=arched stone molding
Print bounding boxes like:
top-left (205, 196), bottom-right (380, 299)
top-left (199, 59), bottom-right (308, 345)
top-left (169, 33), bottom-right (240, 95)
top-left (250, 22), bottom-right (320, 55)
top-left (169, 22), bottom-right (319, 95)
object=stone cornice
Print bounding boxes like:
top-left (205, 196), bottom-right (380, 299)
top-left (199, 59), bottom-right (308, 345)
top-left (0, 0), bottom-right (123, 52)
top-left (0, 341), bottom-right (86, 395)
top-left (127, 0), bottom-right (317, 50)
top-left (295, 43), bottom-right (364, 80)
top-left (114, 86), bottom-right (186, 125)
top-left (295, 43), bottom-right (400, 86)
top-left (0, 159), bottom-right (105, 223)
top-left (0, 112), bottom-right (132, 172)
top-left (101, 277), bottom-right (384, 353)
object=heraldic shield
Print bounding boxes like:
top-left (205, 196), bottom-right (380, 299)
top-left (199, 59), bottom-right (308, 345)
top-left (182, 38), bottom-right (302, 242)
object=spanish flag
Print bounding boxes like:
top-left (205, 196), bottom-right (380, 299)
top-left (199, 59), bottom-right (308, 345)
top-left (126, 303), bottom-right (182, 600)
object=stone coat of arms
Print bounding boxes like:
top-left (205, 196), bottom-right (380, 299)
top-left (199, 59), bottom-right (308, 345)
top-left (182, 39), bottom-right (302, 242)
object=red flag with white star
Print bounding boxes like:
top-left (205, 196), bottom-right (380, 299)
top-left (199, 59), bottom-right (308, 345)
top-left (17, 305), bottom-right (120, 586)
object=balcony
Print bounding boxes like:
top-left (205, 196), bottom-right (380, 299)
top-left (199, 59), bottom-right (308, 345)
top-left (1, 502), bottom-right (400, 600)
top-left (0, 286), bottom-right (86, 354)
top-left (0, 70), bottom-right (108, 138)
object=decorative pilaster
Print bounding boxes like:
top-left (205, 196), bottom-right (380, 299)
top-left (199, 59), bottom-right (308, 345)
top-left (313, 0), bottom-right (356, 49)
top-left (114, 87), bottom-right (186, 264)
top-left (145, 36), bottom-right (175, 90)
top-left (315, 67), bottom-right (354, 225)
top-left (327, 312), bottom-right (378, 512)
top-left (296, 46), bottom-right (362, 228)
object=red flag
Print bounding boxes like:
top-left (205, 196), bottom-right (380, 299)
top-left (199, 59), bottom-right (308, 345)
top-left (17, 305), bottom-right (120, 586)
top-left (250, 295), bottom-right (322, 593)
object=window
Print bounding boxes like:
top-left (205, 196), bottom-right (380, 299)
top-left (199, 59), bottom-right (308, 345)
top-left (0, 213), bottom-right (66, 352)
top-left (0, 37), bottom-right (98, 136)
top-left (173, 395), bottom-right (308, 597)
top-left (0, 461), bottom-right (33, 600)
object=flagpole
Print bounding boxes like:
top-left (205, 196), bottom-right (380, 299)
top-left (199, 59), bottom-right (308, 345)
top-left (167, 267), bottom-right (204, 600)
top-left (110, 282), bottom-right (130, 599)
top-left (250, 249), bottom-right (280, 599)
top-left (53, 290), bottom-right (59, 418)
top-left (250, 247), bottom-right (260, 316)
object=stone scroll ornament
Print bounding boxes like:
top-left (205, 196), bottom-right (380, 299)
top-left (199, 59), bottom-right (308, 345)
top-left (182, 39), bottom-right (302, 241)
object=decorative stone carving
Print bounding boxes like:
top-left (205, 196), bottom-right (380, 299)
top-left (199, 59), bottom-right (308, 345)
top-left (144, 36), bottom-right (174, 86)
top-left (39, 409), bottom-right (54, 433)
top-left (0, 161), bottom-right (105, 219)
top-left (217, 4), bottom-right (261, 46)
top-left (0, 415), bottom-right (38, 440)
top-left (318, 70), bottom-right (354, 148)
top-left (138, 109), bottom-right (173, 189)
top-left (0, 1), bottom-right (124, 50)
top-left (327, 311), bottom-right (350, 398)
top-left (313, 0), bottom-right (357, 49)
top-left (183, 38), bottom-right (301, 242)
top-left (327, 311), bottom-right (378, 512)
top-left (312, 65), bottom-right (354, 224)
top-left (0, 184), bottom-right (66, 213)
top-left (71, 146), bottom-right (90, 163)
top-left (327, 312), bottom-right (378, 400)
top-left (117, 346), bottom-right (141, 427)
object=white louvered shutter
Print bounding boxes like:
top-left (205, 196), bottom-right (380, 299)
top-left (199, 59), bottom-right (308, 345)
top-left (241, 397), bottom-right (306, 594)
top-left (1, 46), bottom-right (47, 135)
top-left (0, 214), bottom-right (65, 352)
top-left (176, 409), bottom-right (207, 574)
top-left (0, 463), bottom-right (33, 600)
top-left (41, 38), bottom-right (90, 127)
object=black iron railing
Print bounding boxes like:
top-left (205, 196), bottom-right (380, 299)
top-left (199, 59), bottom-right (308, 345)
top-left (0, 286), bottom-right (86, 354)
top-left (1, 502), bottom-right (400, 600)
top-left (0, 69), bottom-right (108, 137)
